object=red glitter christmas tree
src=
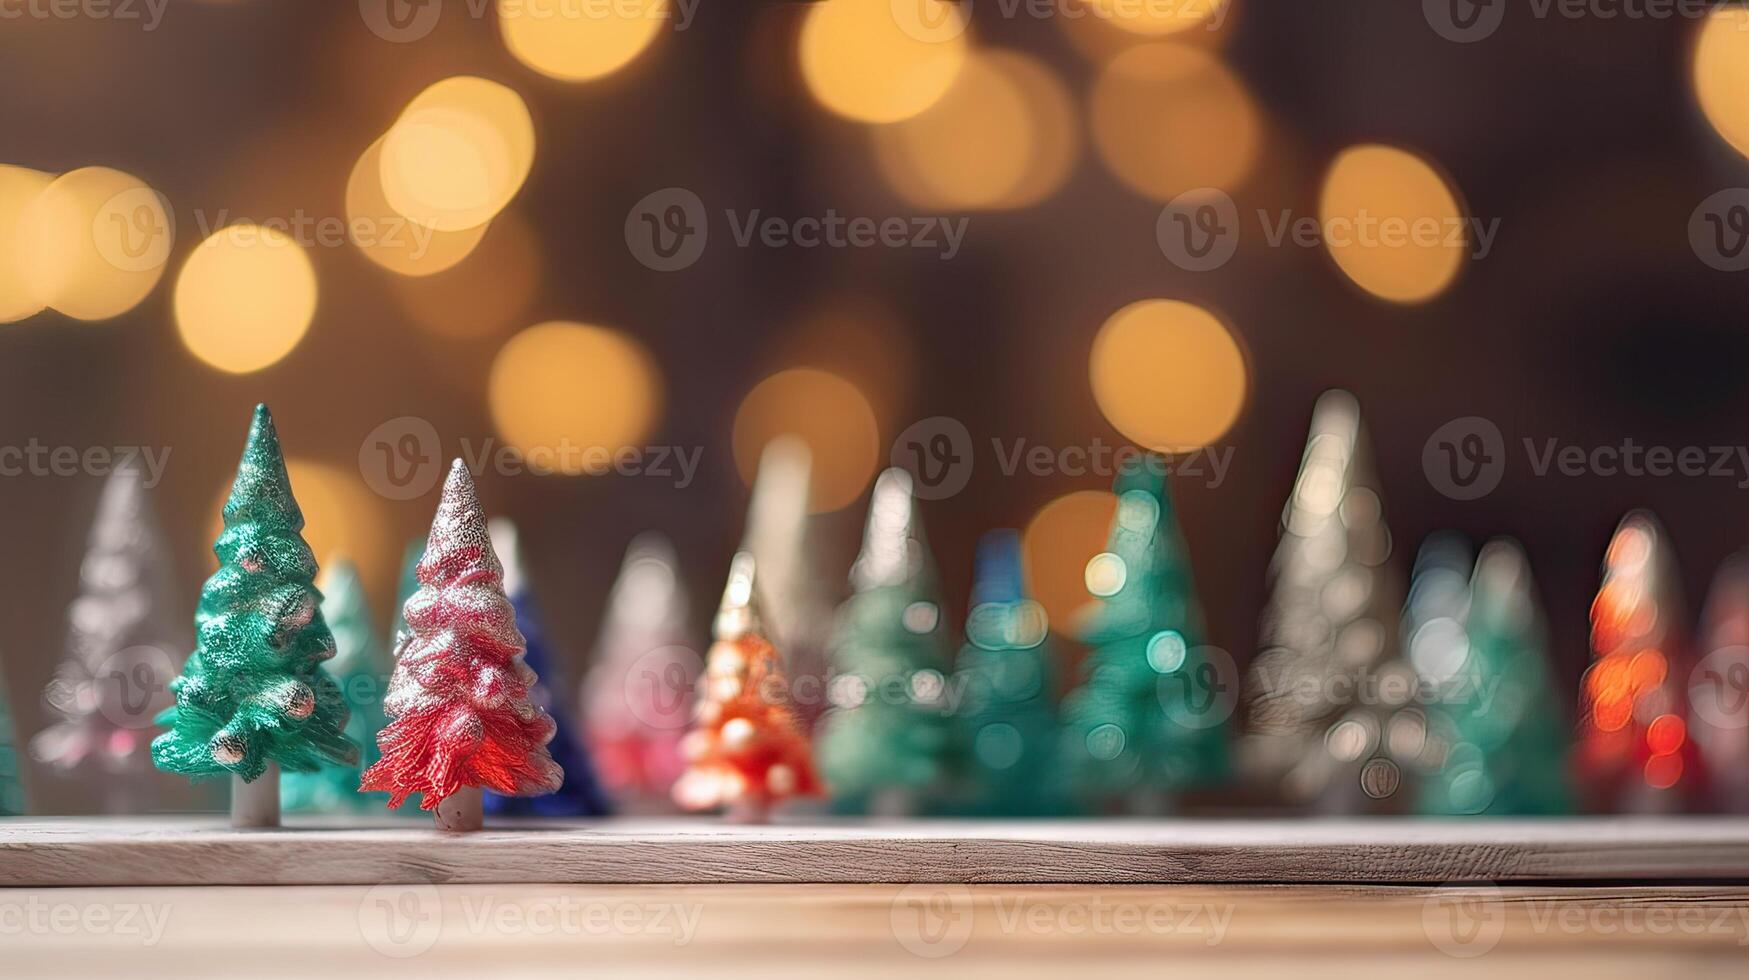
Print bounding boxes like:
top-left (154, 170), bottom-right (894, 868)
top-left (672, 551), bottom-right (817, 821)
top-left (1575, 512), bottom-right (1706, 812)
top-left (360, 461), bottom-right (562, 827)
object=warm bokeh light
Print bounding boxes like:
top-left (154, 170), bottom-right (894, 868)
top-left (874, 50), bottom-right (1078, 210)
top-left (207, 458), bottom-right (390, 591)
top-left (347, 137), bottom-right (488, 276)
top-left (1318, 144), bottom-right (1467, 304)
top-left (1081, 0), bottom-right (1228, 35)
top-left (390, 212), bottom-right (541, 339)
top-left (488, 321), bottom-right (663, 473)
top-left (1090, 299), bottom-right (1248, 451)
top-left (799, 0), bottom-right (969, 124)
top-left (774, 297), bottom-right (916, 427)
top-left (1694, 7), bottom-right (1749, 159)
top-left (0, 165), bottom-right (54, 323)
top-left (499, 0), bottom-right (668, 82)
top-left (1023, 490), bottom-right (1118, 629)
top-left (174, 224), bottom-right (317, 374)
top-left (1090, 42), bottom-right (1260, 201)
top-left (380, 76), bottom-right (534, 233)
top-left (732, 367), bottom-right (880, 513)
top-left (17, 166), bottom-right (172, 321)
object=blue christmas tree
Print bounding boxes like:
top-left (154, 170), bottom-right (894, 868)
top-left (482, 519), bottom-right (611, 817)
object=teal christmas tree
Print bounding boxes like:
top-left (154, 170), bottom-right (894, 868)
top-left (152, 406), bottom-right (358, 821)
top-left (0, 668), bottom-right (25, 815)
top-left (816, 469), bottom-right (956, 814)
top-left (1416, 538), bottom-right (1572, 815)
top-left (282, 559), bottom-right (390, 813)
top-left (951, 530), bottom-right (1065, 816)
top-left (1059, 455), bottom-right (1228, 812)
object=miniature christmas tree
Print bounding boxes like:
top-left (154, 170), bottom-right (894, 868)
top-left (481, 518), bottom-right (610, 817)
top-left (742, 437), bottom-right (834, 731)
top-left (282, 559), bottom-right (391, 813)
top-left (1240, 390), bottom-right (1406, 809)
top-left (1693, 553), bottom-right (1749, 813)
top-left (951, 529), bottom-right (1065, 816)
top-left (360, 462), bottom-right (563, 829)
top-left (673, 551), bottom-right (818, 821)
top-left (1059, 455), bottom-right (1228, 812)
top-left (582, 532), bottom-right (697, 806)
top-left (816, 469), bottom-right (956, 814)
top-left (152, 405), bottom-right (358, 828)
top-left (0, 669), bottom-right (25, 816)
top-left (1575, 512), bottom-right (1705, 812)
top-left (1415, 538), bottom-right (1572, 815)
top-left (32, 464), bottom-right (182, 813)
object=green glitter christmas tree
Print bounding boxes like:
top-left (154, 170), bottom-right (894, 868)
top-left (282, 559), bottom-right (390, 813)
top-left (0, 668), bottom-right (25, 815)
top-left (152, 405), bottom-right (359, 807)
top-left (816, 469), bottom-right (956, 815)
top-left (1417, 538), bottom-right (1572, 815)
top-left (951, 530), bottom-right (1065, 816)
top-left (1059, 455), bottom-right (1228, 812)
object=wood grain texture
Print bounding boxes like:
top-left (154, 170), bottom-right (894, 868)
top-left (5, 817), bottom-right (1749, 887)
top-left (4, 883), bottom-right (1749, 979)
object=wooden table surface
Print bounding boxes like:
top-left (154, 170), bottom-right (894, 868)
top-left (4, 883), bottom-right (1748, 978)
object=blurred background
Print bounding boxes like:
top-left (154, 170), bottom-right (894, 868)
top-left (5, 0), bottom-right (1749, 815)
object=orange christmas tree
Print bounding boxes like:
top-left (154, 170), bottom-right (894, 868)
top-left (1576, 512), bottom-right (1705, 812)
top-left (672, 551), bottom-right (817, 821)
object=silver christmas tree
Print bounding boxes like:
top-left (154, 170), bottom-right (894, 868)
top-left (742, 437), bottom-right (835, 729)
top-left (581, 532), bottom-right (696, 806)
top-left (1694, 553), bottom-right (1749, 813)
top-left (1240, 390), bottom-right (1409, 809)
top-left (32, 465), bottom-right (184, 812)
